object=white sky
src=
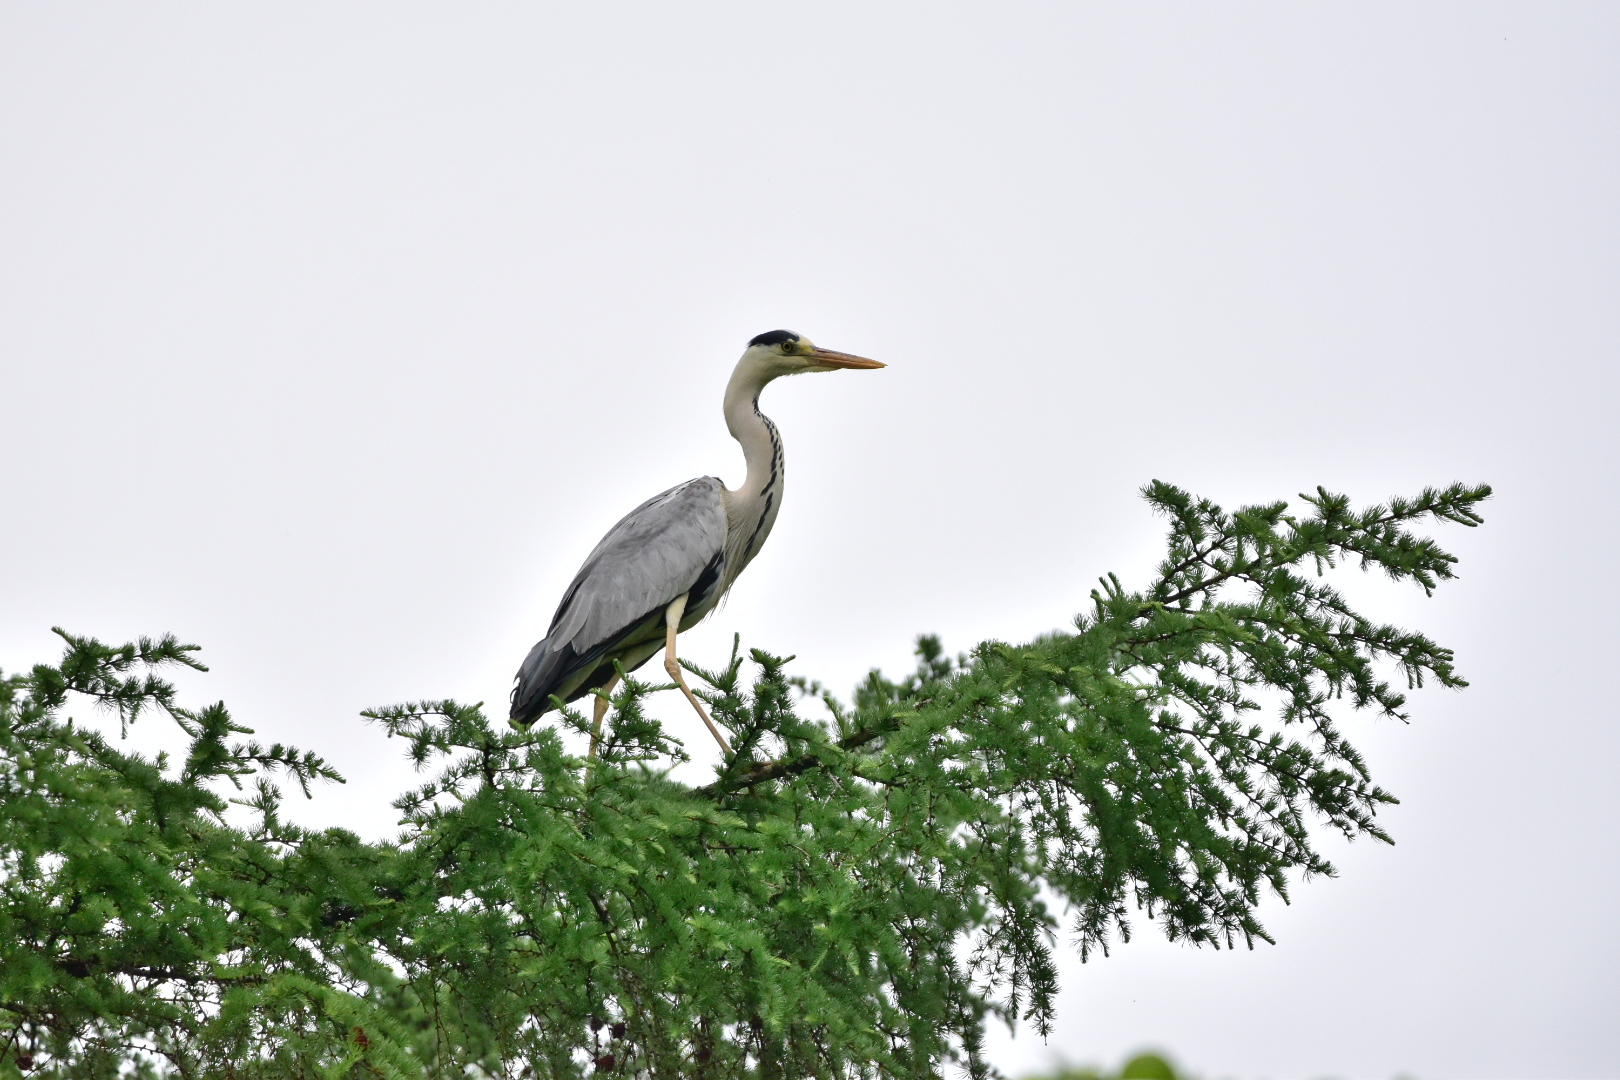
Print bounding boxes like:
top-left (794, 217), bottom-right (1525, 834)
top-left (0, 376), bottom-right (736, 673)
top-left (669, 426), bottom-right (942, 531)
top-left (2, 4), bottom-right (1615, 1078)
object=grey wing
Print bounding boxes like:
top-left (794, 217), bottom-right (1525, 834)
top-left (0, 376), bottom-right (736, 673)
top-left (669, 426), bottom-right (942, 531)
top-left (509, 477), bottom-right (728, 725)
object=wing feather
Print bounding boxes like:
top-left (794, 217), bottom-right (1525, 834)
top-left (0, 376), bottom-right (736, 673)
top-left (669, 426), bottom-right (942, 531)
top-left (510, 477), bottom-right (728, 724)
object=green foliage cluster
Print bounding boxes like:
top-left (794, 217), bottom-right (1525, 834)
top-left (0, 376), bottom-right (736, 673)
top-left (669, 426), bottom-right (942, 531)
top-left (1021, 1050), bottom-right (1181, 1080)
top-left (0, 482), bottom-right (1488, 1078)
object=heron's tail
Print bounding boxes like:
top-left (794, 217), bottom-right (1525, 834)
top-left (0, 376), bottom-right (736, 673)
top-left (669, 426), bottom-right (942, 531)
top-left (509, 637), bottom-right (562, 728)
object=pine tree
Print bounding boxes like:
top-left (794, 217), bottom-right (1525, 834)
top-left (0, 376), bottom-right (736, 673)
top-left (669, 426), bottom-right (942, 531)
top-left (0, 481), bottom-right (1489, 1078)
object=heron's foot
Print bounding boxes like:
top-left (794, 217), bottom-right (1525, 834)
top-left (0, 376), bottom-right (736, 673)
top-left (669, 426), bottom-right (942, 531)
top-left (665, 656), bottom-right (733, 756)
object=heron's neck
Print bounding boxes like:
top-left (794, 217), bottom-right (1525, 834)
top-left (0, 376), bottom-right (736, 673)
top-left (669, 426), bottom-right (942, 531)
top-left (723, 366), bottom-right (783, 503)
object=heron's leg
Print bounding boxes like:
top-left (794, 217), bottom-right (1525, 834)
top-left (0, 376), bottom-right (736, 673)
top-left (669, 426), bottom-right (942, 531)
top-left (588, 672), bottom-right (621, 760)
top-left (664, 593), bottom-right (732, 756)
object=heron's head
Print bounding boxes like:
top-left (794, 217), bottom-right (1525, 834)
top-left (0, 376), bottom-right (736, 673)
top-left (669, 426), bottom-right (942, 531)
top-left (739, 329), bottom-right (885, 379)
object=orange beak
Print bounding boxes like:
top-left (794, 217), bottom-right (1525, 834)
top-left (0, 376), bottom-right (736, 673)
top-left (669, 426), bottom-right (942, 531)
top-left (809, 347), bottom-right (886, 370)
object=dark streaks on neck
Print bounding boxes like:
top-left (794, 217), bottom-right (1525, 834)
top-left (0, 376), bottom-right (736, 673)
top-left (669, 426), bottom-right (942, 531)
top-left (744, 395), bottom-right (783, 560)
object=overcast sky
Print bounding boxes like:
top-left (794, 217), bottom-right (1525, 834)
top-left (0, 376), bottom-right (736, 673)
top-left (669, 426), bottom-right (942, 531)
top-left (2, 4), bottom-right (1616, 1078)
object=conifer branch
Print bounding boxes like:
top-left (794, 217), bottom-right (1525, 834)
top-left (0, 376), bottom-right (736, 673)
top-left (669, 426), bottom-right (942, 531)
top-left (0, 481), bottom-right (1487, 1078)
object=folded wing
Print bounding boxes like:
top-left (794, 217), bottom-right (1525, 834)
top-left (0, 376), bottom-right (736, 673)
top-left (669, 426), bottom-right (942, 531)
top-left (510, 477), bottom-right (728, 725)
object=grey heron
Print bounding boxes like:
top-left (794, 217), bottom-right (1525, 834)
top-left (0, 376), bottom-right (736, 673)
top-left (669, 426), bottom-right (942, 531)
top-left (509, 330), bottom-right (884, 757)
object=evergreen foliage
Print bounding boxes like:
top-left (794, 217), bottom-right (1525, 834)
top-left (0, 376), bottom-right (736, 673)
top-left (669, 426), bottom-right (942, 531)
top-left (0, 482), bottom-right (1489, 1078)
top-left (1019, 1050), bottom-right (1181, 1080)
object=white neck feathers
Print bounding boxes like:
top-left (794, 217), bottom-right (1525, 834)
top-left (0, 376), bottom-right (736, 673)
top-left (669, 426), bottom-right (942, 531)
top-left (719, 360), bottom-right (785, 589)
